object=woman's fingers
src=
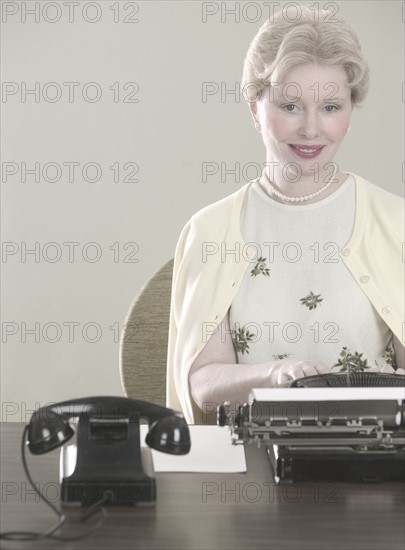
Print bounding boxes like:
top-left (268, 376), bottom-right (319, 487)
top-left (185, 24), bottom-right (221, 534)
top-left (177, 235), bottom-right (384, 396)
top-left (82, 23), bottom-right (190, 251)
top-left (380, 364), bottom-right (395, 374)
top-left (277, 364), bottom-right (303, 384)
top-left (298, 364), bottom-right (318, 378)
top-left (277, 369), bottom-right (293, 384)
top-left (276, 361), bottom-right (329, 384)
top-left (315, 363), bottom-right (331, 374)
top-left (290, 367), bottom-right (306, 380)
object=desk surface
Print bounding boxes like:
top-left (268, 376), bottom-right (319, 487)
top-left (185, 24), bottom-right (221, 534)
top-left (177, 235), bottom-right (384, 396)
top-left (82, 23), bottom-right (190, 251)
top-left (1, 423), bottom-right (404, 550)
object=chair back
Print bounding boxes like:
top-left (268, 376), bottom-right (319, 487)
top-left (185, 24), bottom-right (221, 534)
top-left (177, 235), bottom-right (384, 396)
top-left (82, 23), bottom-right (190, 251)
top-left (119, 258), bottom-right (174, 406)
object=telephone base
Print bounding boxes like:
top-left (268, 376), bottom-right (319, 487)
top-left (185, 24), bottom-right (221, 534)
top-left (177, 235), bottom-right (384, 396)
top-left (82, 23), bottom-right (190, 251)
top-left (61, 479), bottom-right (156, 505)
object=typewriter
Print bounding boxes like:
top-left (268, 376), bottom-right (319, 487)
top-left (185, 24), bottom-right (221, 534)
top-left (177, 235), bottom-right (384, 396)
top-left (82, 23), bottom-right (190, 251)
top-left (218, 373), bottom-right (405, 483)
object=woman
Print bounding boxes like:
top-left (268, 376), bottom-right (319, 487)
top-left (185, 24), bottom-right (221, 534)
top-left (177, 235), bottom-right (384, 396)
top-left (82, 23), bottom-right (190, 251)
top-left (166, 5), bottom-right (405, 424)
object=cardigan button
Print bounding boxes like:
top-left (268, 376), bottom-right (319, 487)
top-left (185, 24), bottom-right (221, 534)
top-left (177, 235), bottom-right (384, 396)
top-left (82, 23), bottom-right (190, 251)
top-left (359, 275), bottom-right (369, 283)
top-left (382, 306), bottom-right (391, 315)
top-left (341, 248), bottom-right (350, 257)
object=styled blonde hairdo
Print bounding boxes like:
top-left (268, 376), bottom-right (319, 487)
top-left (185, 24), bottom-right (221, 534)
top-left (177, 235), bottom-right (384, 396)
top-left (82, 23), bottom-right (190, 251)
top-left (241, 5), bottom-right (369, 109)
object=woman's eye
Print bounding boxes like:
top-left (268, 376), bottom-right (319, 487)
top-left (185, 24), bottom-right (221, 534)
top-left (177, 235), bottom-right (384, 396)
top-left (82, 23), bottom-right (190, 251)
top-left (281, 104), bottom-right (340, 113)
top-left (282, 104), bottom-right (297, 112)
top-left (324, 104), bottom-right (339, 112)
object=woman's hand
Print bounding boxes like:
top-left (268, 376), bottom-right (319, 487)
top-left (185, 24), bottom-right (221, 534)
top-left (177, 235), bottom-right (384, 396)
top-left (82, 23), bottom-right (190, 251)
top-left (268, 360), bottom-right (330, 386)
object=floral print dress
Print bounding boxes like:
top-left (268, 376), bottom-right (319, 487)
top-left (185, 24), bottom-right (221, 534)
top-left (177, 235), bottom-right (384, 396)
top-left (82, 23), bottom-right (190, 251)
top-left (229, 175), bottom-right (395, 372)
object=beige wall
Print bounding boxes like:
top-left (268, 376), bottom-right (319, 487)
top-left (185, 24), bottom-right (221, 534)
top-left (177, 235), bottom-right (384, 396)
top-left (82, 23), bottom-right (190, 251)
top-left (1, 1), bottom-right (403, 420)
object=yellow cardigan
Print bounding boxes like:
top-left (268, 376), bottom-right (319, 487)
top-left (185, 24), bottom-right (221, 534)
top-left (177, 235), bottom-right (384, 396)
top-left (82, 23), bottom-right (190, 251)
top-left (166, 172), bottom-right (405, 423)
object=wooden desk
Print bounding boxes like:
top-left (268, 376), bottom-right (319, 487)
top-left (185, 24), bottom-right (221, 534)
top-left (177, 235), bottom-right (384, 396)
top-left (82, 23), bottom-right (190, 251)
top-left (1, 423), bottom-right (404, 549)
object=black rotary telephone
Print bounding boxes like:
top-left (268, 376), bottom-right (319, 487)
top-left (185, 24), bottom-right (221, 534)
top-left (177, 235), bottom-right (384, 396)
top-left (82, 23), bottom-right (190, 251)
top-left (28, 396), bottom-right (191, 504)
top-left (0, 396), bottom-right (191, 542)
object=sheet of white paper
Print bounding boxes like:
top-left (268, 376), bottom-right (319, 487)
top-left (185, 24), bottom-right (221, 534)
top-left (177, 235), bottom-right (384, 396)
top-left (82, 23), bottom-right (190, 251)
top-left (140, 425), bottom-right (246, 473)
top-left (250, 387), bottom-right (405, 402)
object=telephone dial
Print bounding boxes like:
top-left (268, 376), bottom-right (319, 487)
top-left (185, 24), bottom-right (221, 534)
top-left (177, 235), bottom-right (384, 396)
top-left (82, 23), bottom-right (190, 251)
top-left (27, 396), bottom-right (191, 505)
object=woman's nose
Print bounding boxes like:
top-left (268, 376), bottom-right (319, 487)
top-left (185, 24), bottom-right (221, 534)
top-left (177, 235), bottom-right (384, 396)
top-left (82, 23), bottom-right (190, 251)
top-left (298, 114), bottom-right (320, 138)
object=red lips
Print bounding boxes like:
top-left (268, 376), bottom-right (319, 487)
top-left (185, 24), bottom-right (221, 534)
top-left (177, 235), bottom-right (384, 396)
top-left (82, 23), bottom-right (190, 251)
top-left (289, 145), bottom-right (325, 158)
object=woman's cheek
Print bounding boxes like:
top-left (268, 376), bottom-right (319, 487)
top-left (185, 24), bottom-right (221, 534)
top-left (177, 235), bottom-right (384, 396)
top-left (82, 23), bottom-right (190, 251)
top-left (327, 116), bottom-right (351, 140)
top-left (265, 112), bottom-right (291, 138)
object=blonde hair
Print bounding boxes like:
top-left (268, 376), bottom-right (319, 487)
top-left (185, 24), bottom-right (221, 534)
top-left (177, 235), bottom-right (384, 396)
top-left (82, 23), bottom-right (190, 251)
top-left (241, 5), bottom-right (369, 108)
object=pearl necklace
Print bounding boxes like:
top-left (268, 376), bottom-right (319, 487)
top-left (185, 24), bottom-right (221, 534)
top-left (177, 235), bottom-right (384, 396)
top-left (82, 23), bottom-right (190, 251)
top-left (265, 164), bottom-right (338, 203)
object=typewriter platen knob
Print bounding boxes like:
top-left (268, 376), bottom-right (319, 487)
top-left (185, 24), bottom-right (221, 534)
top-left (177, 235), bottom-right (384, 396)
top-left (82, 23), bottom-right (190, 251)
top-left (235, 405), bottom-right (245, 428)
top-left (217, 401), bottom-right (230, 426)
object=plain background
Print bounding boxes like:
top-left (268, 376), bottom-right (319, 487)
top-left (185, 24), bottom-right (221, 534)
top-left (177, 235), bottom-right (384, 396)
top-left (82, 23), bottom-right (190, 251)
top-left (1, 0), bottom-right (404, 421)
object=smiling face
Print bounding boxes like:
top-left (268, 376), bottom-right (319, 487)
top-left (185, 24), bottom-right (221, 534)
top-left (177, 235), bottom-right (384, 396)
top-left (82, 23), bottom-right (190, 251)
top-left (250, 63), bottom-right (353, 180)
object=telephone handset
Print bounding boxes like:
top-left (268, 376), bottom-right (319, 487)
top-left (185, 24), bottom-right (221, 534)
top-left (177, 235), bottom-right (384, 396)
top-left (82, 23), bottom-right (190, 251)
top-left (27, 396), bottom-right (191, 505)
